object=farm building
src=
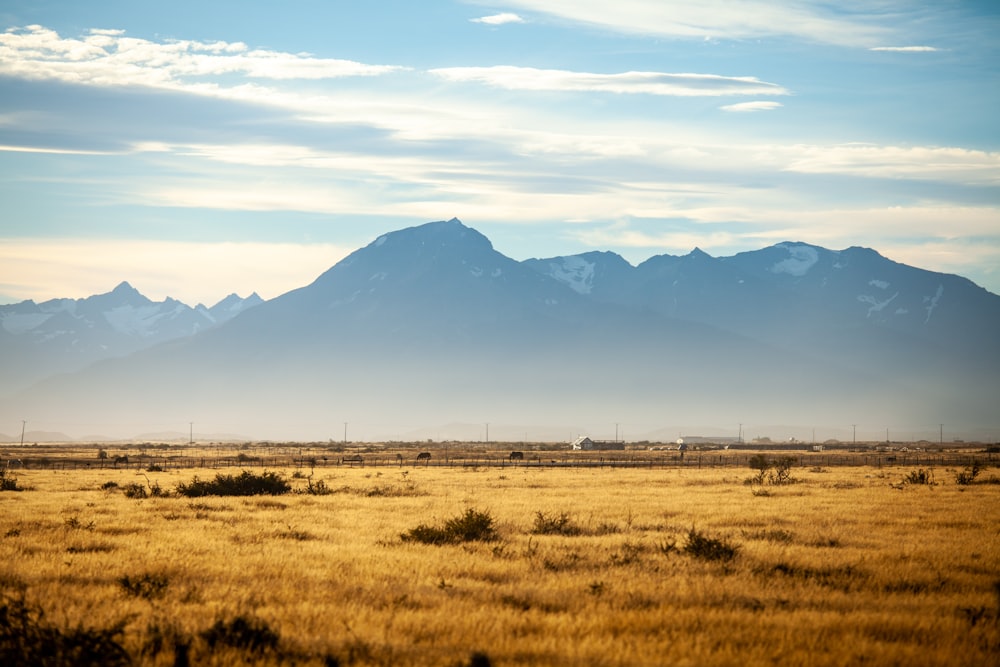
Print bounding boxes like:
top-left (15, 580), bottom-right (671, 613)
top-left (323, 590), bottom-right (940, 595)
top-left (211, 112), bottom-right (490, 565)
top-left (571, 436), bottom-right (625, 451)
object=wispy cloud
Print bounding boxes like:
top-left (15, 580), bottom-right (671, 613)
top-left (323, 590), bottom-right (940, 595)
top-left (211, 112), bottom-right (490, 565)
top-left (778, 144), bottom-right (1000, 185)
top-left (430, 66), bottom-right (789, 97)
top-left (719, 101), bottom-right (783, 112)
top-left (492, 0), bottom-right (889, 46)
top-left (471, 13), bottom-right (525, 25)
top-left (870, 46), bottom-right (939, 52)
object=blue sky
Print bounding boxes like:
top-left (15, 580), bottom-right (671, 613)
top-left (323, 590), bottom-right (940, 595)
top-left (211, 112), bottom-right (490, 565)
top-left (1, 0), bottom-right (998, 305)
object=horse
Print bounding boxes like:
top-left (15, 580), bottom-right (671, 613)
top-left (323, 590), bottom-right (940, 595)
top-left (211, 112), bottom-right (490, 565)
top-left (416, 452), bottom-right (431, 466)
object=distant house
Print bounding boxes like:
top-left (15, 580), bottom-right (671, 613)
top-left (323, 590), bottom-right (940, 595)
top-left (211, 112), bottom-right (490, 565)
top-left (571, 436), bottom-right (624, 451)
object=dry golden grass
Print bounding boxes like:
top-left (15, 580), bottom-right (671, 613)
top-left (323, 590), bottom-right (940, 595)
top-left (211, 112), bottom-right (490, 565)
top-left (1, 454), bottom-right (998, 666)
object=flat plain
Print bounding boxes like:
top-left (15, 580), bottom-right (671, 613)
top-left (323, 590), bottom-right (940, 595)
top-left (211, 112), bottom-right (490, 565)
top-left (1, 444), bottom-right (998, 666)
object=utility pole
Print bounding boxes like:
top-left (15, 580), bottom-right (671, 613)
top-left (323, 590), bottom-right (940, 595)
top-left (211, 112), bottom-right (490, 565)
top-left (738, 423), bottom-right (743, 445)
top-left (485, 423), bottom-right (489, 445)
top-left (20, 420), bottom-right (26, 447)
top-left (189, 422), bottom-right (193, 445)
top-left (615, 423), bottom-right (619, 443)
top-left (852, 424), bottom-right (856, 445)
top-left (939, 423), bottom-right (943, 445)
top-left (343, 422), bottom-right (348, 444)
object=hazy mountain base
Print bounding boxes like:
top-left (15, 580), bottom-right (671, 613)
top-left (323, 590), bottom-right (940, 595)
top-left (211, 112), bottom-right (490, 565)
top-left (0, 314), bottom-right (946, 442)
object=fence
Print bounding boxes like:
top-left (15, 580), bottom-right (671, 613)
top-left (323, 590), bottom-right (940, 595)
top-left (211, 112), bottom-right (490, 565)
top-left (5, 450), bottom-right (996, 472)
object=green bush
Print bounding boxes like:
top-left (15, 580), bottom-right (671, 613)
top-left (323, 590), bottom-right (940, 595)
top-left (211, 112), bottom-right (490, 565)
top-left (401, 508), bottom-right (498, 545)
top-left (176, 471), bottom-right (291, 497)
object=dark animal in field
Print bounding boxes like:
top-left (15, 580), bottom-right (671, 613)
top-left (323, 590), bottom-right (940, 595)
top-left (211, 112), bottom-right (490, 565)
top-left (509, 451), bottom-right (524, 461)
top-left (112, 455), bottom-right (129, 468)
top-left (416, 452), bottom-right (431, 465)
top-left (342, 455), bottom-right (364, 466)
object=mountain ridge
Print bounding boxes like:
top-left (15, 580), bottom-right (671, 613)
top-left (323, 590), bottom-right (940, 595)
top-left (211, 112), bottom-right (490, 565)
top-left (2, 219), bottom-right (997, 442)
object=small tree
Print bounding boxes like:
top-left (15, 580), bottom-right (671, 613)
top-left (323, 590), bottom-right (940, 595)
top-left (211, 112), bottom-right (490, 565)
top-left (771, 456), bottom-right (796, 485)
top-left (748, 454), bottom-right (771, 485)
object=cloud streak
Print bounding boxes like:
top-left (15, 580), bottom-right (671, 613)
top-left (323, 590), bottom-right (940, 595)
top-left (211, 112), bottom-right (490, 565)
top-left (870, 46), bottom-right (939, 52)
top-left (430, 66), bottom-right (789, 97)
top-left (719, 101), bottom-right (783, 112)
top-left (471, 13), bottom-right (525, 25)
top-left (492, 0), bottom-right (891, 46)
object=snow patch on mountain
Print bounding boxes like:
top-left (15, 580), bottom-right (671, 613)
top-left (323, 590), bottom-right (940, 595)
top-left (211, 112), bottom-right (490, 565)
top-left (771, 244), bottom-right (819, 277)
top-left (103, 305), bottom-right (166, 337)
top-left (546, 256), bottom-right (595, 294)
top-left (858, 292), bottom-right (899, 318)
top-left (924, 284), bottom-right (943, 323)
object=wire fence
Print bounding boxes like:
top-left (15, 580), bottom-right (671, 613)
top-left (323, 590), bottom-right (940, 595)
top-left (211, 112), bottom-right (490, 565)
top-left (4, 449), bottom-right (997, 472)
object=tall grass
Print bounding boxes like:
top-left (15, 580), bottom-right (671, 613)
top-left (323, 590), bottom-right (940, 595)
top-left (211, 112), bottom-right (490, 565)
top-left (0, 458), bottom-right (997, 666)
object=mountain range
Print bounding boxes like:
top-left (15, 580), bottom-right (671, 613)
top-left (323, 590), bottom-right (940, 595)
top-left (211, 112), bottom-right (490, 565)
top-left (0, 284), bottom-right (262, 395)
top-left (2, 218), bottom-right (997, 443)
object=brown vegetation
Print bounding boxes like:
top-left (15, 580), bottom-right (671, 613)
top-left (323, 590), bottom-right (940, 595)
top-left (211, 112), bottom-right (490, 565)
top-left (1, 445), bottom-right (998, 665)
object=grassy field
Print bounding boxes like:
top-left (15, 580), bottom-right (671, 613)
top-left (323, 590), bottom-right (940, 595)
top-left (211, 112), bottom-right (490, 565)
top-left (1, 447), bottom-right (998, 666)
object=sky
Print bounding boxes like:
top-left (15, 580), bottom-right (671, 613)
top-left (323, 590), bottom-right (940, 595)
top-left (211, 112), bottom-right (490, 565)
top-left (1, 0), bottom-right (998, 306)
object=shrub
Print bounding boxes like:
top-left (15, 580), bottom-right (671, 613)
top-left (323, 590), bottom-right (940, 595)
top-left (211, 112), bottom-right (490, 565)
top-left (304, 476), bottom-right (333, 495)
top-left (683, 528), bottom-right (740, 562)
top-left (118, 573), bottom-right (169, 600)
top-left (746, 455), bottom-right (796, 486)
top-left (747, 454), bottom-right (770, 485)
top-left (956, 463), bottom-right (982, 485)
top-left (771, 456), bottom-right (796, 485)
top-left (100, 481), bottom-right (119, 491)
top-left (122, 483), bottom-right (148, 499)
top-left (200, 615), bottom-right (280, 655)
top-left (0, 589), bottom-right (130, 666)
top-left (0, 469), bottom-right (25, 492)
top-left (531, 511), bottom-right (581, 536)
top-left (401, 508), bottom-right (498, 545)
top-left (903, 469), bottom-right (934, 485)
top-left (176, 471), bottom-right (291, 497)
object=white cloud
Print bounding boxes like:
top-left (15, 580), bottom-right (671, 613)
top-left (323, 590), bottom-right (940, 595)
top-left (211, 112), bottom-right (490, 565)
top-left (719, 101), bottom-right (783, 112)
top-left (471, 13), bottom-right (525, 25)
top-left (493, 0), bottom-right (890, 46)
top-left (430, 66), bottom-right (789, 96)
top-left (870, 46), bottom-right (939, 52)
top-left (0, 25), bottom-right (405, 88)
